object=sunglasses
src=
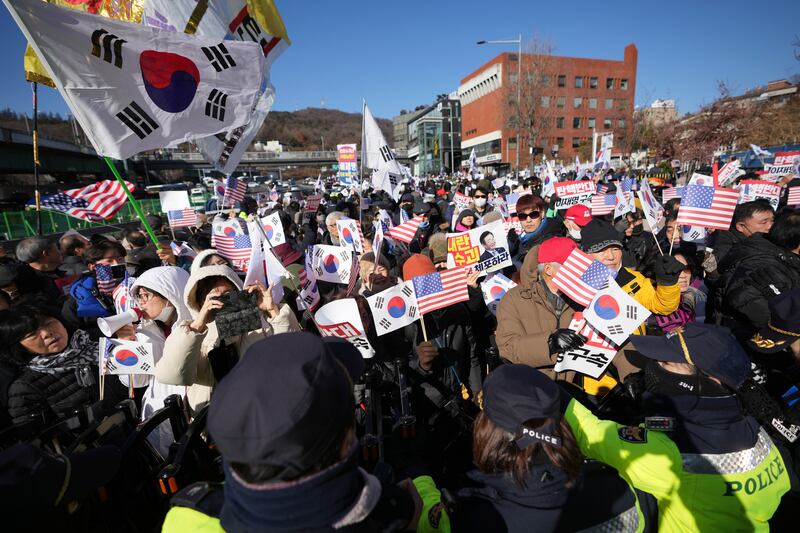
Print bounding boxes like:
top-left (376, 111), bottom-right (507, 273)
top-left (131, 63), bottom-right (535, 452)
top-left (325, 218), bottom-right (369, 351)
top-left (517, 211), bottom-right (541, 221)
top-left (474, 194), bottom-right (487, 199)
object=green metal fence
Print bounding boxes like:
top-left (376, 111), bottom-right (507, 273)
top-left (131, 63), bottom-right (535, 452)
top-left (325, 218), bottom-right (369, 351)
top-left (1, 196), bottom-right (208, 239)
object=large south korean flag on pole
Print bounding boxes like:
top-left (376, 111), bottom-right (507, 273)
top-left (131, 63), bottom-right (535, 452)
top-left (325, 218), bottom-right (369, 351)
top-left (3, 0), bottom-right (265, 160)
top-left (366, 281), bottom-right (419, 336)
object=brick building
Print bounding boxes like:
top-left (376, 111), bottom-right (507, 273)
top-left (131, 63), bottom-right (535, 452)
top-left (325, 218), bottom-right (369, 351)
top-left (458, 44), bottom-right (637, 170)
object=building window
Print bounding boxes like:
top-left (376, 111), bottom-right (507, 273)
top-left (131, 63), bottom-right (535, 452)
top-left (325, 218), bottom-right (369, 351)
top-left (618, 99), bottom-right (628, 110)
top-left (557, 96), bottom-right (566, 108)
top-left (590, 77), bottom-right (598, 89)
top-left (541, 74), bottom-right (551, 86)
top-left (556, 117), bottom-right (565, 129)
top-left (509, 73), bottom-right (518, 84)
top-left (620, 79), bottom-right (628, 90)
top-left (588, 117), bottom-right (596, 129)
top-left (606, 78), bottom-right (614, 89)
top-left (572, 137), bottom-right (582, 148)
top-left (575, 76), bottom-right (583, 88)
top-left (541, 96), bottom-right (550, 108)
top-left (605, 98), bottom-right (613, 109)
top-left (573, 97), bottom-right (582, 109)
top-left (588, 98), bottom-right (597, 109)
top-left (557, 75), bottom-right (566, 87)
top-left (572, 117), bottom-right (581, 128)
top-left (618, 119), bottom-right (626, 128)
top-left (603, 118), bottom-right (612, 129)
top-left (556, 137), bottom-right (564, 148)
top-left (508, 137), bottom-right (517, 149)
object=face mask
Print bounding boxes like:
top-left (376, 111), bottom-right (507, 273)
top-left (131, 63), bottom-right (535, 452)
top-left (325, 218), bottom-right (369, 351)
top-left (110, 264), bottom-right (127, 280)
top-left (155, 304), bottom-right (175, 323)
top-left (631, 224), bottom-right (644, 236)
top-left (568, 228), bottom-right (582, 240)
top-left (474, 198), bottom-right (487, 208)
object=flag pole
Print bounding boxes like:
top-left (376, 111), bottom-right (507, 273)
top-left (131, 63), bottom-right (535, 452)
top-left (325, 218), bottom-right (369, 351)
top-left (103, 156), bottom-right (159, 246)
top-left (359, 98), bottom-right (365, 225)
top-left (419, 314), bottom-right (429, 342)
top-left (32, 82), bottom-right (42, 235)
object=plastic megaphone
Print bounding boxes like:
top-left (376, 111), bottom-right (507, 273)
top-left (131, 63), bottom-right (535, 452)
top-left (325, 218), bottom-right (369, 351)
top-left (97, 308), bottom-right (142, 337)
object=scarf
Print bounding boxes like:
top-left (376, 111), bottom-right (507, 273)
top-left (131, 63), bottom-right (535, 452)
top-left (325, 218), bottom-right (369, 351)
top-left (27, 330), bottom-right (98, 387)
top-left (220, 452), bottom-right (379, 532)
top-left (520, 218), bottom-right (549, 245)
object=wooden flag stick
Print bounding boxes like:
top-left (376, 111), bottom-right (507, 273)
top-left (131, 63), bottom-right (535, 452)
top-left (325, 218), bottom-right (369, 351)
top-left (652, 231), bottom-right (665, 256)
top-left (668, 232), bottom-right (676, 256)
top-left (419, 314), bottom-right (429, 342)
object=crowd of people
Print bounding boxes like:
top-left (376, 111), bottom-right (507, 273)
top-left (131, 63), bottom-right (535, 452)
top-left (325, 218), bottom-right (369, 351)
top-left (1, 166), bottom-right (800, 532)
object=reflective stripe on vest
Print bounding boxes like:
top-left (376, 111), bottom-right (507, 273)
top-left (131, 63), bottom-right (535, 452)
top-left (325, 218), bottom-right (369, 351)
top-left (681, 428), bottom-right (773, 475)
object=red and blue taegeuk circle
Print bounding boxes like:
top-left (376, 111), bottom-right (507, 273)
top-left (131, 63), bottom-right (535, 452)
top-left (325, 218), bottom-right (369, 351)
top-left (387, 296), bottom-right (406, 318)
top-left (140, 50), bottom-right (200, 113)
top-left (489, 286), bottom-right (506, 301)
top-left (115, 349), bottom-right (139, 367)
top-left (341, 227), bottom-right (354, 244)
top-left (593, 295), bottom-right (620, 320)
top-left (263, 224), bottom-right (274, 240)
top-left (223, 226), bottom-right (237, 236)
top-left (323, 254), bottom-right (339, 273)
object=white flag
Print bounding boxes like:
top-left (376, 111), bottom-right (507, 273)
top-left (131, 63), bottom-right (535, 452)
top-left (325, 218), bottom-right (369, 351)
top-left (636, 179), bottom-right (663, 230)
top-left (337, 218), bottom-right (365, 254)
top-left (366, 281), bottom-right (419, 336)
top-left (614, 183), bottom-right (634, 218)
top-left (750, 144), bottom-right (773, 159)
top-left (5, 0), bottom-right (266, 160)
top-left (259, 211), bottom-right (286, 247)
top-left (143, 0), bottom-right (290, 173)
top-left (100, 337), bottom-right (156, 375)
top-left (583, 279), bottom-right (650, 346)
top-left (309, 245), bottom-right (354, 284)
top-left (245, 219), bottom-right (285, 305)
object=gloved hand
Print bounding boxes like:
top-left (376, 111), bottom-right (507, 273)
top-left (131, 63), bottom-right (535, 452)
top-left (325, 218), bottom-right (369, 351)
top-left (701, 251), bottom-right (718, 274)
top-left (655, 254), bottom-right (684, 285)
top-left (547, 329), bottom-right (587, 356)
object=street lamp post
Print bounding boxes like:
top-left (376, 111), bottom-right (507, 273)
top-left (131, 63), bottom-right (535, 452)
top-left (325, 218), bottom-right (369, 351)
top-left (477, 34), bottom-right (522, 177)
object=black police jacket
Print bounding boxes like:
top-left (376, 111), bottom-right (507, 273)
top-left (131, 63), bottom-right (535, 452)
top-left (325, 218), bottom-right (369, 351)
top-left (453, 460), bottom-right (643, 533)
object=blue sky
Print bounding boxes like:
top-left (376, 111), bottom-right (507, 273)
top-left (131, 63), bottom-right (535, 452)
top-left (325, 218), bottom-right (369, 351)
top-left (0, 0), bottom-right (798, 120)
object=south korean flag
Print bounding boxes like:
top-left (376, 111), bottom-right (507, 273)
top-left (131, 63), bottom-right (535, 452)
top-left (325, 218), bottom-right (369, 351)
top-left (99, 337), bottom-right (155, 375)
top-left (259, 212), bottom-right (286, 247)
top-left (481, 273), bottom-right (517, 316)
top-left (337, 218), bottom-right (365, 254)
top-left (583, 279), bottom-right (650, 346)
top-left (366, 281), bottom-right (419, 336)
top-left (310, 245), bottom-right (354, 284)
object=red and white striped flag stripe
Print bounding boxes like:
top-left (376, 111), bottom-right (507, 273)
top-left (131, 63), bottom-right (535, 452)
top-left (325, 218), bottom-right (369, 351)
top-left (223, 176), bottom-right (247, 205)
top-left (386, 215), bottom-right (424, 244)
top-left (39, 179), bottom-right (134, 221)
top-left (662, 187), bottom-right (680, 202)
top-left (213, 234), bottom-right (253, 261)
top-left (412, 267), bottom-right (469, 314)
top-left (167, 208), bottom-right (197, 228)
top-left (590, 194), bottom-right (616, 215)
top-left (788, 186), bottom-right (800, 206)
top-left (552, 249), bottom-right (610, 306)
top-left (676, 185), bottom-right (739, 230)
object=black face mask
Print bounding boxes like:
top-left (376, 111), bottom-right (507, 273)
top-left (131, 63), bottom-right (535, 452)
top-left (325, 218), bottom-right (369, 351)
top-left (109, 263), bottom-right (127, 280)
top-left (631, 224), bottom-right (644, 236)
top-left (644, 360), bottom-right (729, 398)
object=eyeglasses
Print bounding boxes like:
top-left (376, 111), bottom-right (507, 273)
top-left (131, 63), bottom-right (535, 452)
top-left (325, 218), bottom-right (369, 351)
top-left (136, 291), bottom-right (155, 303)
top-left (517, 211), bottom-right (541, 221)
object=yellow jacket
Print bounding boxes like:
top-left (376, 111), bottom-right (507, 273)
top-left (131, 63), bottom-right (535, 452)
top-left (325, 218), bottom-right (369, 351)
top-left (616, 267), bottom-right (680, 317)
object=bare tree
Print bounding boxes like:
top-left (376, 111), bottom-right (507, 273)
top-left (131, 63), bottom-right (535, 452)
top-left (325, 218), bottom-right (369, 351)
top-left (504, 36), bottom-right (557, 171)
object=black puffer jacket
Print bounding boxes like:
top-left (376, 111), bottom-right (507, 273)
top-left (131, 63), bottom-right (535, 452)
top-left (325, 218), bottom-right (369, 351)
top-left (715, 234), bottom-right (800, 338)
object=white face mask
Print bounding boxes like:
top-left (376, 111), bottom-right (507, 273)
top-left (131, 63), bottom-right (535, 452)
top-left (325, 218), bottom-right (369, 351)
top-left (568, 228), bottom-right (582, 240)
top-left (474, 198), bottom-right (487, 208)
top-left (155, 304), bottom-right (175, 323)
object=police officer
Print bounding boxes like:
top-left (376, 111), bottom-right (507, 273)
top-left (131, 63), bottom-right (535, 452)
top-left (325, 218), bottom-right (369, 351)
top-left (563, 323), bottom-right (794, 531)
top-left (450, 364), bottom-right (653, 532)
top-left (162, 332), bottom-right (449, 532)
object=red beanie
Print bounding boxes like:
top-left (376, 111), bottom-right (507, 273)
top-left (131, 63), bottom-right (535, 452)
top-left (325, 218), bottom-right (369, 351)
top-left (538, 237), bottom-right (577, 264)
top-left (403, 254), bottom-right (436, 280)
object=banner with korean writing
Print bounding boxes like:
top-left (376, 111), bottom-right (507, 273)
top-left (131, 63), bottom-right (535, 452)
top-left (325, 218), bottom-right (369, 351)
top-left (738, 180), bottom-right (781, 210)
top-left (553, 180), bottom-right (595, 210)
top-left (304, 195), bottom-right (322, 213)
top-left (446, 220), bottom-right (511, 273)
top-left (315, 298), bottom-right (375, 358)
top-left (554, 313), bottom-right (618, 379)
top-left (337, 144), bottom-right (358, 185)
top-left (718, 159), bottom-right (744, 187)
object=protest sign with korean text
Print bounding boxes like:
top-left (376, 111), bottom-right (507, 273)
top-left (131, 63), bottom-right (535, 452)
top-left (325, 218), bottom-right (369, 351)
top-left (738, 180), bottom-right (781, 210)
top-left (315, 298), bottom-right (374, 359)
top-left (554, 180), bottom-right (595, 210)
top-left (446, 220), bottom-right (511, 273)
top-left (304, 195), bottom-right (322, 213)
top-left (554, 313), bottom-right (618, 379)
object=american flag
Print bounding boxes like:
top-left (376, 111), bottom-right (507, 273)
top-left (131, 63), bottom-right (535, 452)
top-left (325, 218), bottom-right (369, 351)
top-left (412, 267), bottom-right (469, 314)
top-left (386, 215), bottom-right (424, 244)
top-left (619, 178), bottom-right (634, 202)
top-left (167, 208), bottom-right (197, 228)
top-left (661, 186), bottom-right (684, 203)
top-left (596, 184), bottom-right (609, 195)
top-left (223, 176), bottom-right (247, 206)
top-left (552, 249), bottom-right (612, 306)
top-left (591, 194), bottom-right (617, 215)
top-left (38, 180), bottom-right (134, 221)
top-left (788, 186), bottom-right (800, 206)
top-left (95, 263), bottom-right (118, 294)
top-left (213, 234), bottom-right (253, 261)
top-left (676, 185), bottom-right (739, 230)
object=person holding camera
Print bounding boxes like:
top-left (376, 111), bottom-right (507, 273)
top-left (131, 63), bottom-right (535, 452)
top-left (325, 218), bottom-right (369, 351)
top-left (157, 263), bottom-right (300, 411)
